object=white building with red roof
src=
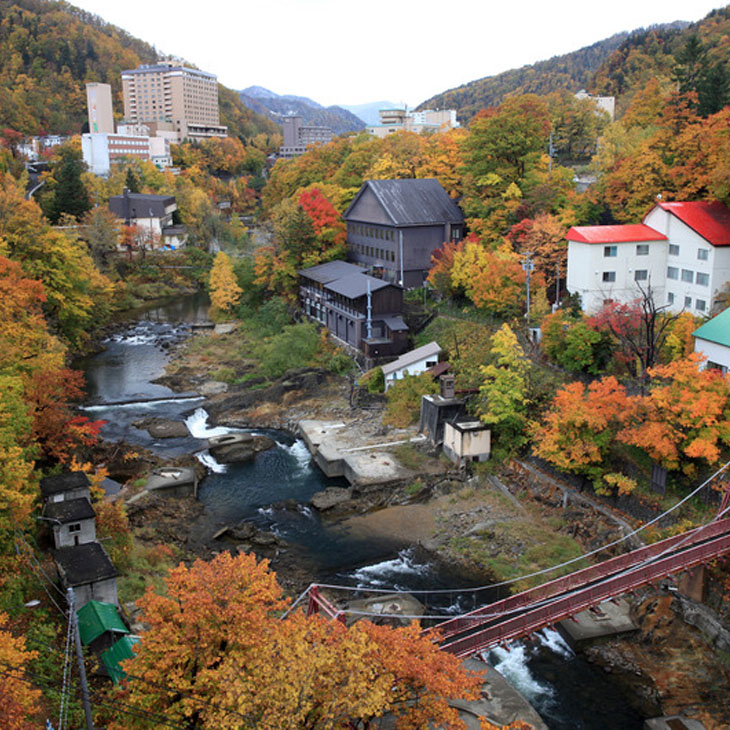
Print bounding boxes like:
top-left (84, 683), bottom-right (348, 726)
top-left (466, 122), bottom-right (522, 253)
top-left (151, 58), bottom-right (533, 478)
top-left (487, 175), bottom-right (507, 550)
top-left (566, 200), bottom-right (730, 314)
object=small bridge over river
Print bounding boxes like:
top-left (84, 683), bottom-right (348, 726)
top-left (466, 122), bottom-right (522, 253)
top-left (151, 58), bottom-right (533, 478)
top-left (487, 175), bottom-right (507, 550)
top-left (303, 512), bottom-right (730, 657)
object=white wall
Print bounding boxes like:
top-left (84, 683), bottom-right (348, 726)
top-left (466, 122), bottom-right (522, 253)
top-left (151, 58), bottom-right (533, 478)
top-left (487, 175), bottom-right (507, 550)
top-left (694, 338), bottom-right (730, 374)
top-left (567, 239), bottom-right (666, 312)
top-left (384, 355), bottom-right (439, 390)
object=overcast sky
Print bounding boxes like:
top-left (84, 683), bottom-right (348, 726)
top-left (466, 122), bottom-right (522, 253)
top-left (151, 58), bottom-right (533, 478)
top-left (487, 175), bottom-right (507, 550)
top-left (72, 0), bottom-right (726, 108)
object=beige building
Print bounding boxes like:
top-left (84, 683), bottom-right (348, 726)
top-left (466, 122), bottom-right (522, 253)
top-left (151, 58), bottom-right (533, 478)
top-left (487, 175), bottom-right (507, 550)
top-left (86, 82), bottom-right (114, 134)
top-left (367, 108), bottom-right (459, 138)
top-left (121, 61), bottom-right (227, 141)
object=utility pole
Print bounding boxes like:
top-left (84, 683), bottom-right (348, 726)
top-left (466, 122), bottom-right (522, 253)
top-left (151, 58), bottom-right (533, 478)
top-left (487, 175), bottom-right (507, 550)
top-left (68, 588), bottom-right (95, 730)
top-left (555, 261), bottom-right (561, 311)
top-left (522, 251), bottom-right (534, 320)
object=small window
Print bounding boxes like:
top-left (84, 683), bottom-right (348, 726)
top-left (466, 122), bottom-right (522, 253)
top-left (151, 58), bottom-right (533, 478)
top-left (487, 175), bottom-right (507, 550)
top-left (667, 266), bottom-right (678, 280)
top-left (602, 271), bottom-right (616, 283)
top-left (697, 248), bottom-right (709, 261)
top-left (685, 296), bottom-right (692, 308)
top-left (634, 269), bottom-right (648, 281)
top-left (681, 269), bottom-right (694, 283)
top-left (604, 246), bottom-right (617, 258)
top-left (669, 244), bottom-right (679, 256)
top-left (636, 244), bottom-right (649, 256)
top-left (667, 292), bottom-right (675, 305)
top-left (696, 299), bottom-right (706, 312)
top-left (68, 523), bottom-right (81, 533)
top-left (696, 272), bottom-right (709, 287)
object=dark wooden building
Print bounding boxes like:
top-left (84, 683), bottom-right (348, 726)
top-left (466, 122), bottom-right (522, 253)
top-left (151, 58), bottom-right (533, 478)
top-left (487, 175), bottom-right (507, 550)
top-left (299, 261), bottom-right (409, 358)
top-left (343, 179), bottom-right (464, 288)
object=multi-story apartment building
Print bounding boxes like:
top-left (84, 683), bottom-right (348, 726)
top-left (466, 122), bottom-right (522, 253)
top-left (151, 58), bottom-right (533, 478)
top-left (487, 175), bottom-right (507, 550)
top-left (121, 61), bottom-right (227, 141)
top-left (279, 115), bottom-right (332, 158)
top-left (81, 132), bottom-right (154, 176)
top-left (86, 83), bottom-right (115, 133)
top-left (366, 108), bottom-right (459, 138)
top-left (566, 201), bottom-right (730, 315)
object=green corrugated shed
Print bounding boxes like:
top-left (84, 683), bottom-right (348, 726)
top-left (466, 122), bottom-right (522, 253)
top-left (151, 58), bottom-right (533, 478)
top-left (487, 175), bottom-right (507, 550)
top-left (101, 635), bottom-right (140, 685)
top-left (693, 308), bottom-right (730, 348)
top-left (77, 600), bottom-right (128, 646)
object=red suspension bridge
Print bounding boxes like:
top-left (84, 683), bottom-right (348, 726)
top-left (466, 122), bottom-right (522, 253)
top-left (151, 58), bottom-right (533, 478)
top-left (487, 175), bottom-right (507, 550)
top-left (304, 512), bottom-right (730, 658)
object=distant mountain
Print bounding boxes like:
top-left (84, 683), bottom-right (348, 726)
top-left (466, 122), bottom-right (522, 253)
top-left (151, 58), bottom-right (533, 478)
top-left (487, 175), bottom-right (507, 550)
top-left (0, 0), bottom-right (278, 138)
top-left (339, 101), bottom-right (398, 126)
top-left (238, 87), bottom-right (365, 136)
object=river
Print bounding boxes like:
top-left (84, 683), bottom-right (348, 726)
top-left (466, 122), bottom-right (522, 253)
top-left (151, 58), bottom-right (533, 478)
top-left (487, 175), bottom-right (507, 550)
top-left (78, 295), bottom-right (644, 729)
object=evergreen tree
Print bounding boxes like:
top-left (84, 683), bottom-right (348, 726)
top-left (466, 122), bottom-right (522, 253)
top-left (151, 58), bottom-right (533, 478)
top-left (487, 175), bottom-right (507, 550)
top-left (45, 145), bottom-right (90, 223)
top-left (125, 166), bottom-right (141, 193)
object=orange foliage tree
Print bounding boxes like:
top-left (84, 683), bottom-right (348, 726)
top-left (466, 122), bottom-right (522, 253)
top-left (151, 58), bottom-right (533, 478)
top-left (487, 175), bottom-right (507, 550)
top-left (0, 613), bottom-right (40, 730)
top-left (112, 552), bottom-right (482, 730)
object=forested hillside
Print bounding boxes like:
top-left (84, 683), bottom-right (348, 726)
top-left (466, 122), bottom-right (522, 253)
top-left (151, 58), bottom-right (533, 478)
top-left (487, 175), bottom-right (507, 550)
top-left (418, 31), bottom-right (632, 123)
top-left (0, 0), bottom-right (278, 137)
top-left (421, 6), bottom-right (730, 124)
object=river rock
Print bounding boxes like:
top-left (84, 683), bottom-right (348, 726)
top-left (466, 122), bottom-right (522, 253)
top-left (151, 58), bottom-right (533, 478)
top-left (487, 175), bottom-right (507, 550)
top-left (228, 521), bottom-right (257, 541)
top-left (134, 417), bottom-right (190, 439)
top-left (200, 380), bottom-right (229, 396)
top-left (208, 433), bottom-right (275, 463)
top-left (311, 487), bottom-right (353, 511)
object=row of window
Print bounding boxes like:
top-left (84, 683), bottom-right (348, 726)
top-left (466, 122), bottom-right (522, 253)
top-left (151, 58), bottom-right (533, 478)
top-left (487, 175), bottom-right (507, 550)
top-left (351, 223), bottom-right (395, 241)
top-left (354, 243), bottom-right (395, 262)
top-left (602, 270), bottom-right (648, 282)
top-left (667, 267), bottom-right (709, 286)
top-left (603, 244), bottom-right (710, 260)
top-left (667, 292), bottom-right (706, 311)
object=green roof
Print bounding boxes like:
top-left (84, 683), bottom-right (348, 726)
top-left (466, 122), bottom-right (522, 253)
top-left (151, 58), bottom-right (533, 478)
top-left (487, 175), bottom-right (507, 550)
top-left (693, 308), bottom-right (730, 348)
top-left (101, 635), bottom-right (140, 685)
top-left (77, 600), bottom-right (128, 646)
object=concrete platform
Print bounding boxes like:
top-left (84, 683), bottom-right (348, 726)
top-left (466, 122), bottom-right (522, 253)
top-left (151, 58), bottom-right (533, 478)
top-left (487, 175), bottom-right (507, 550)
top-left (558, 598), bottom-right (637, 648)
top-left (144, 467), bottom-right (198, 498)
top-left (299, 419), bottom-right (414, 486)
top-left (644, 716), bottom-right (705, 730)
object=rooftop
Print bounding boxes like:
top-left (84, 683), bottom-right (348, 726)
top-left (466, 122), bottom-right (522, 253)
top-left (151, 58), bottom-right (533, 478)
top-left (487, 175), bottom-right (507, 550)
top-left (53, 542), bottom-right (117, 586)
top-left (298, 260), bottom-right (366, 284)
top-left (344, 179), bottom-right (463, 226)
top-left (43, 498), bottom-right (95, 524)
top-left (325, 273), bottom-right (392, 299)
top-left (101, 635), bottom-right (140, 685)
top-left (382, 341), bottom-right (442, 376)
top-left (77, 600), bottom-right (128, 646)
top-left (567, 224), bottom-right (666, 244)
top-left (39, 471), bottom-right (91, 497)
top-left (693, 308), bottom-right (730, 348)
top-left (654, 201), bottom-right (730, 246)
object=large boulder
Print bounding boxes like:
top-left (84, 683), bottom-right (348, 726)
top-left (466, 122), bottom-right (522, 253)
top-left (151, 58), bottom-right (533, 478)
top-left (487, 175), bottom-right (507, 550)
top-left (311, 487), bottom-right (353, 511)
top-left (208, 433), bottom-right (275, 463)
top-left (134, 418), bottom-right (190, 439)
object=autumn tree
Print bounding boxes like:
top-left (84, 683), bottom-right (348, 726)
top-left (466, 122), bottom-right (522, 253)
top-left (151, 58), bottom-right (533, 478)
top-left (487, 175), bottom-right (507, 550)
top-left (477, 324), bottom-right (530, 452)
top-left (209, 252), bottom-right (242, 313)
top-left (533, 377), bottom-right (635, 487)
top-left (620, 354), bottom-right (730, 472)
top-left (81, 206), bottom-right (120, 269)
top-left (0, 613), bottom-right (40, 730)
top-left (384, 373), bottom-right (439, 428)
top-left (112, 552), bottom-right (481, 730)
top-left (587, 285), bottom-right (679, 380)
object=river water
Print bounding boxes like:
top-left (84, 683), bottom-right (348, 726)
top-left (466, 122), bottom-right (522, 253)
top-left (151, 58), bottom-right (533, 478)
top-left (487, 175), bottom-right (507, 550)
top-left (78, 296), bottom-right (643, 729)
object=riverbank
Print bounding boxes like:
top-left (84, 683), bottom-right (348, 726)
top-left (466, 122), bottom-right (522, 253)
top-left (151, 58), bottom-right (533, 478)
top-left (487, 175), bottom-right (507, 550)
top-left (98, 319), bottom-right (730, 727)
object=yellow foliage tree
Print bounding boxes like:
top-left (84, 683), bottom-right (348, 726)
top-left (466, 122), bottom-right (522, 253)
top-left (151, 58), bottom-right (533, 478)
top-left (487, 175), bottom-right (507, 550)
top-left (209, 252), bottom-right (242, 313)
top-left (0, 612), bottom-right (40, 729)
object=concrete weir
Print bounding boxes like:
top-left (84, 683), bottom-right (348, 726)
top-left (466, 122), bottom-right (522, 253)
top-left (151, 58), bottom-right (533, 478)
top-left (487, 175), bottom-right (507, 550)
top-left (298, 419), bottom-right (417, 486)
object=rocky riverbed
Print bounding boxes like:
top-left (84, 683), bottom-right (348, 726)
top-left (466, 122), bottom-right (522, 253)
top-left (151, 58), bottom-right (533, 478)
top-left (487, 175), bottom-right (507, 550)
top-left (101, 323), bottom-right (730, 726)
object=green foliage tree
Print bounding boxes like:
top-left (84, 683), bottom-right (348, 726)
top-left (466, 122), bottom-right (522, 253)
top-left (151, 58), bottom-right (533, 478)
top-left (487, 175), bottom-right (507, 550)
top-left (383, 373), bottom-right (438, 428)
top-left (476, 324), bottom-right (530, 453)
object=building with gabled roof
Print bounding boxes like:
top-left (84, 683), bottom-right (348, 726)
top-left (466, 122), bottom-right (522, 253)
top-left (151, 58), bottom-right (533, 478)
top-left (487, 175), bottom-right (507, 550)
top-left (53, 542), bottom-right (118, 609)
top-left (381, 341), bottom-right (442, 390)
top-left (77, 600), bottom-right (129, 654)
top-left (39, 471), bottom-right (91, 504)
top-left (101, 635), bottom-right (141, 684)
top-left (298, 260), bottom-right (409, 359)
top-left (344, 179), bottom-right (463, 288)
top-left (567, 200), bottom-right (730, 314)
top-left (43, 497), bottom-right (96, 549)
top-left (693, 307), bottom-right (730, 375)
